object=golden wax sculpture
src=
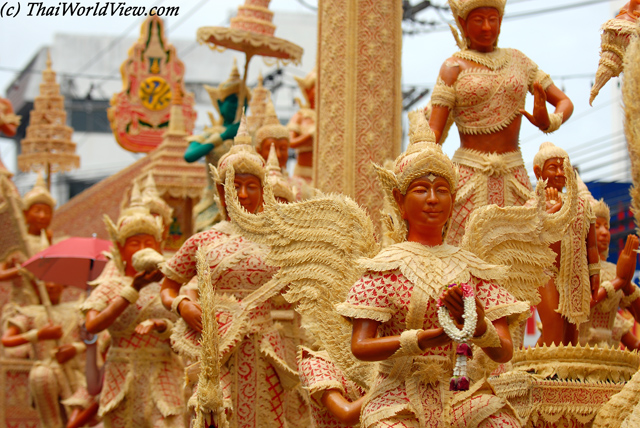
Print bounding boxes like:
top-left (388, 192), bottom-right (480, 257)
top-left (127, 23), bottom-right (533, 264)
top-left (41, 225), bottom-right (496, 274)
top-left (18, 52), bottom-right (79, 185)
top-left (315, 0), bottom-right (403, 235)
top-left (109, 14), bottom-right (196, 153)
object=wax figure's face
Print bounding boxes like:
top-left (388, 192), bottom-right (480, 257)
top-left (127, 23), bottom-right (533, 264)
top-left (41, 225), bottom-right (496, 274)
top-left (217, 173), bottom-right (264, 217)
top-left (44, 282), bottom-right (64, 304)
top-left (118, 233), bottom-right (161, 274)
top-left (595, 216), bottom-right (611, 256)
top-left (461, 7), bottom-right (501, 51)
top-left (536, 157), bottom-right (567, 191)
top-left (260, 138), bottom-right (290, 169)
top-left (396, 175), bottom-right (453, 233)
top-left (24, 203), bottom-right (53, 234)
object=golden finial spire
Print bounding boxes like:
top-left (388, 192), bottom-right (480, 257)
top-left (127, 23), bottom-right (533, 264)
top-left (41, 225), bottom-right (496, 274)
top-left (408, 109), bottom-right (436, 146)
top-left (234, 109), bottom-right (252, 145)
top-left (257, 70), bottom-right (264, 88)
top-left (267, 143), bottom-right (280, 173)
top-left (130, 181), bottom-right (143, 207)
top-left (263, 98), bottom-right (279, 126)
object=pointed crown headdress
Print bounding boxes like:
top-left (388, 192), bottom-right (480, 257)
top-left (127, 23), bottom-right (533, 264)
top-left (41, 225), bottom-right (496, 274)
top-left (591, 198), bottom-right (611, 223)
top-left (449, 0), bottom-right (506, 49)
top-left (294, 68), bottom-right (317, 105)
top-left (141, 173), bottom-right (173, 227)
top-left (255, 99), bottom-right (289, 147)
top-left (204, 58), bottom-right (252, 106)
top-left (104, 188), bottom-right (163, 247)
top-left (266, 143), bottom-right (294, 203)
top-left (533, 141), bottom-right (570, 170)
top-left (211, 110), bottom-right (267, 186)
top-left (23, 174), bottom-right (56, 209)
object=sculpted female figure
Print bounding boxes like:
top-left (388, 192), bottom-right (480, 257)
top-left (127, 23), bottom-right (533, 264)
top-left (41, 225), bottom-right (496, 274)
top-left (160, 115), bottom-right (294, 428)
top-left (82, 203), bottom-right (185, 428)
top-left (429, 0), bottom-right (574, 245)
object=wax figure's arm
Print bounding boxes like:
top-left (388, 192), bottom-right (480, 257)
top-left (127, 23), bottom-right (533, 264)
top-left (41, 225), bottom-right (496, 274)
top-left (320, 390), bottom-right (365, 426)
top-left (85, 270), bottom-right (161, 334)
top-left (0, 259), bottom-right (20, 281)
top-left (1, 323), bottom-right (62, 347)
top-left (160, 276), bottom-right (203, 332)
top-left (429, 61), bottom-right (460, 144)
top-left (592, 235), bottom-right (638, 307)
top-left (66, 402), bottom-right (100, 428)
top-left (351, 319), bottom-right (449, 361)
top-left (621, 331), bottom-right (640, 351)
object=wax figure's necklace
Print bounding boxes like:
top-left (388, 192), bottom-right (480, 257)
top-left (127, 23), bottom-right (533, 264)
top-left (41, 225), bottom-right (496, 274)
top-left (453, 48), bottom-right (509, 71)
top-left (437, 282), bottom-right (477, 391)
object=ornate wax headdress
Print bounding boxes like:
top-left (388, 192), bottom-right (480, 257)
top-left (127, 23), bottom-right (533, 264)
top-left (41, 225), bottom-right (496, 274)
top-left (23, 173), bottom-right (56, 209)
top-left (141, 173), bottom-right (173, 227)
top-left (448, 0), bottom-right (506, 50)
top-left (204, 58), bottom-right (252, 109)
top-left (210, 111), bottom-right (267, 218)
top-left (255, 99), bottom-right (289, 149)
top-left (294, 68), bottom-right (317, 107)
top-left (591, 198), bottom-right (611, 223)
top-left (104, 188), bottom-right (163, 273)
top-left (374, 108), bottom-right (458, 242)
top-left (266, 143), bottom-right (294, 203)
top-left (533, 141), bottom-right (570, 170)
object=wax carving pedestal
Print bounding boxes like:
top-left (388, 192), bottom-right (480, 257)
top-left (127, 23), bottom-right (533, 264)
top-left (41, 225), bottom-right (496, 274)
top-left (315, 0), bottom-right (403, 235)
top-left (491, 344), bottom-right (640, 427)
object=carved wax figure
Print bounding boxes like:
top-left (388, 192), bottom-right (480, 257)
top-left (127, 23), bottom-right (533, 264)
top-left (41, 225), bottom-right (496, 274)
top-left (161, 114), bottom-right (295, 428)
top-left (1, 281), bottom-right (96, 428)
top-left (256, 99), bottom-right (313, 201)
top-left (532, 142), bottom-right (599, 346)
top-left (0, 96), bottom-right (20, 137)
top-left (189, 59), bottom-right (251, 232)
top-left (0, 174), bottom-right (56, 306)
top-left (590, 1), bottom-right (640, 104)
top-left (429, 0), bottom-right (573, 246)
top-left (335, 120), bottom-right (529, 428)
top-left (579, 199), bottom-right (640, 349)
top-left (287, 69), bottom-right (316, 184)
top-left (82, 202), bottom-right (185, 428)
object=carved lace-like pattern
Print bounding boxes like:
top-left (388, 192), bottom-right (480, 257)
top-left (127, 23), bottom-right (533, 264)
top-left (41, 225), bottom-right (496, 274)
top-left (432, 49), bottom-right (553, 135)
top-left (556, 196), bottom-right (595, 325)
top-left (298, 348), bottom-right (365, 428)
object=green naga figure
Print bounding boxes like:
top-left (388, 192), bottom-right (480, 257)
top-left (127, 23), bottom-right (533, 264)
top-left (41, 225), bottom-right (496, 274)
top-left (184, 59), bottom-right (251, 163)
top-left (188, 59), bottom-right (252, 232)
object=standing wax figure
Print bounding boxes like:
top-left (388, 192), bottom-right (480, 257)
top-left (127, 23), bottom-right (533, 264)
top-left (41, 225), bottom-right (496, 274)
top-left (0, 96), bottom-right (20, 137)
top-left (532, 142), bottom-right (600, 346)
top-left (256, 100), bottom-right (315, 201)
top-left (578, 199), bottom-right (640, 348)
top-left (0, 174), bottom-right (56, 306)
top-left (160, 114), bottom-right (297, 428)
top-left (287, 69), bottom-right (316, 184)
top-left (81, 203), bottom-right (185, 428)
top-left (429, 0), bottom-right (573, 246)
top-left (1, 281), bottom-right (99, 428)
top-left (186, 60), bottom-right (251, 233)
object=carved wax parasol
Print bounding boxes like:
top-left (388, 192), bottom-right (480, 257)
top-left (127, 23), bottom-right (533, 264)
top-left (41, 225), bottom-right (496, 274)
top-left (196, 0), bottom-right (303, 120)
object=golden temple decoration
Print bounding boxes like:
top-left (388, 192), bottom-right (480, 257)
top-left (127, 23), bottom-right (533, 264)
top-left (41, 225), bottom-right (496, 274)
top-left (18, 52), bottom-right (79, 189)
top-left (622, 27), bottom-right (640, 234)
top-left (315, 0), bottom-right (403, 235)
top-left (247, 72), bottom-right (271, 136)
top-left (109, 15), bottom-right (196, 153)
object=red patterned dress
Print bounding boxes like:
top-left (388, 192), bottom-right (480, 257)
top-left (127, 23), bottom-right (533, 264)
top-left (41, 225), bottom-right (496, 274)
top-left (298, 347), bottom-right (365, 428)
top-left (337, 242), bottom-right (528, 428)
top-left (162, 221), bottom-right (295, 428)
top-left (81, 278), bottom-right (184, 428)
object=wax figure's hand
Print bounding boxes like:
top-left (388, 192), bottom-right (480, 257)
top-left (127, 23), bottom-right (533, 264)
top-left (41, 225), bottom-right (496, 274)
top-left (417, 327), bottom-right (452, 349)
top-left (55, 344), bottom-right (77, 364)
top-left (134, 319), bottom-right (167, 336)
top-left (180, 300), bottom-right (203, 333)
top-left (132, 269), bottom-right (163, 292)
top-left (38, 323), bottom-right (63, 341)
top-left (545, 187), bottom-right (562, 213)
top-left (440, 285), bottom-right (487, 337)
top-left (618, 235), bottom-right (639, 289)
top-left (520, 82), bottom-right (551, 131)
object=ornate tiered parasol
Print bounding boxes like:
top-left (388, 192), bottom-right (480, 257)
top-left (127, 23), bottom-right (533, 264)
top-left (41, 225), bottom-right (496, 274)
top-left (196, 0), bottom-right (303, 120)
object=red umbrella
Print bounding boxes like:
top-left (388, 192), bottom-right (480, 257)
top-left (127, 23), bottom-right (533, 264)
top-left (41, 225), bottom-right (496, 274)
top-left (22, 237), bottom-right (112, 289)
